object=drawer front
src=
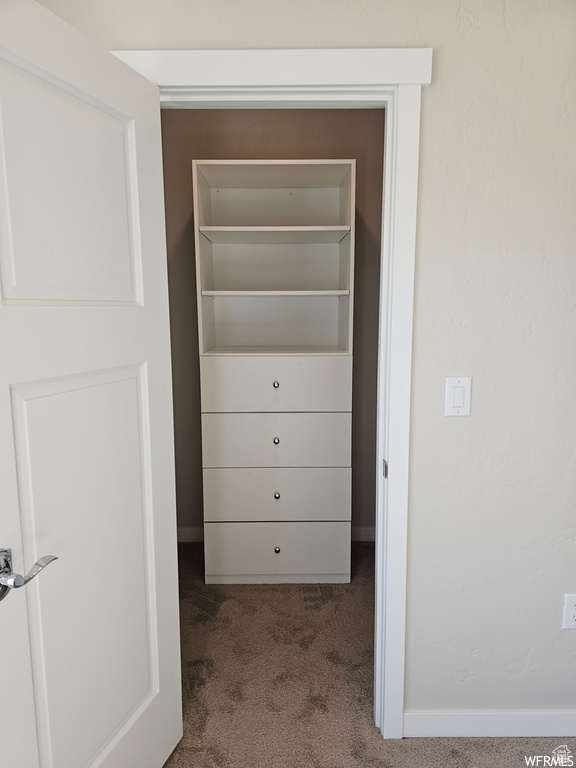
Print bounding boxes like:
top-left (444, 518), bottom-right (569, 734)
top-left (204, 521), bottom-right (351, 580)
top-left (200, 355), bottom-right (352, 413)
top-left (201, 412), bottom-right (351, 468)
top-left (203, 467), bottom-right (351, 522)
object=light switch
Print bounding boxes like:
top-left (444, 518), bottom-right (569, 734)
top-left (453, 386), bottom-right (465, 408)
top-left (445, 377), bottom-right (471, 416)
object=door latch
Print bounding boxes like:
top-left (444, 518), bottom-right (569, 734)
top-left (0, 549), bottom-right (58, 603)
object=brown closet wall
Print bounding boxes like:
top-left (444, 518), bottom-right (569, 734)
top-left (161, 109), bottom-right (384, 535)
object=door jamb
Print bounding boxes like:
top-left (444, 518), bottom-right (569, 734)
top-left (113, 47), bottom-right (432, 739)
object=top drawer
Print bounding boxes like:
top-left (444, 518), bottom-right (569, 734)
top-left (200, 355), bottom-right (352, 413)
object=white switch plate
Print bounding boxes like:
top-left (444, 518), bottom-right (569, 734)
top-left (445, 377), bottom-right (471, 416)
top-left (562, 594), bottom-right (576, 629)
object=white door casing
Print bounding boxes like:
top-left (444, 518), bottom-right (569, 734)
top-left (0, 2), bottom-right (181, 766)
top-left (113, 48), bottom-right (432, 738)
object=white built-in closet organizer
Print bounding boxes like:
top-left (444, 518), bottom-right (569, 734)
top-left (193, 159), bottom-right (355, 584)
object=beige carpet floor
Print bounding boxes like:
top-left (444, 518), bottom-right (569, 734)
top-left (164, 543), bottom-right (572, 767)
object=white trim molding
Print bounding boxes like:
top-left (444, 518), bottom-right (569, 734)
top-left (374, 82), bottom-right (423, 739)
top-left (113, 49), bottom-right (432, 108)
top-left (114, 48), bottom-right (432, 739)
top-left (404, 711), bottom-right (576, 738)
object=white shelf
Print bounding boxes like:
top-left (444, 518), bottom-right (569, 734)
top-left (199, 238), bottom-right (351, 293)
top-left (201, 294), bottom-right (350, 351)
top-left (193, 160), bottom-right (355, 584)
top-left (200, 226), bottom-right (350, 244)
top-left (195, 160), bottom-right (354, 228)
top-left (202, 290), bottom-right (349, 297)
top-left (201, 344), bottom-right (350, 356)
top-left (193, 159), bottom-right (355, 355)
top-left (194, 159), bottom-right (355, 189)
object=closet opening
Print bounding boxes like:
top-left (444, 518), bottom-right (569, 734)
top-left (160, 109), bottom-right (385, 756)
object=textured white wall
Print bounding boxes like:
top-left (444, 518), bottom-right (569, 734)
top-left (37, 0), bottom-right (576, 714)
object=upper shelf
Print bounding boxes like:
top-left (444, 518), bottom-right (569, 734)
top-left (193, 160), bottom-right (355, 228)
top-left (199, 226), bottom-right (351, 244)
top-left (194, 160), bottom-right (355, 189)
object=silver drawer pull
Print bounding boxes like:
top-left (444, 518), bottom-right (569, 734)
top-left (274, 492), bottom-right (281, 500)
top-left (274, 547), bottom-right (281, 554)
top-left (273, 381), bottom-right (280, 389)
top-left (273, 437), bottom-right (280, 445)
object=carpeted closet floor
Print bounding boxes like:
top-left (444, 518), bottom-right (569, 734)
top-left (164, 544), bottom-right (570, 768)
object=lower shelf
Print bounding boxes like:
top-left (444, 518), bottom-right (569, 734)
top-left (201, 295), bottom-right (351, 353)
top-left (204, 520), bottom-right (351, 584)
top-left (205, 574), bottom-right (350, 584)
top-left (202, 345), bottom-right (349, 355)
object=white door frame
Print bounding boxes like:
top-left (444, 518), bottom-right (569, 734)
top-left (113, 47), bottom-right (432, 739)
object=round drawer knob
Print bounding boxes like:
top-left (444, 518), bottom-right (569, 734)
top-left (274, 547), bottom-right (281, 554)
top-left (273, 381), bottom-right (280, 389)
top-left (274, 492), bottom-right (281, 500)
top-left (273, 437), bottom-right (280, 445)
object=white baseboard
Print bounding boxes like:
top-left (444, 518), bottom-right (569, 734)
top-left (179, 525), bottom-right (375, 544)
top-left (352, 526), bottom-right (375, 542)
top-left (177, 527), bottom-right (203, 543)
top-left (403, 711), bottom-right (576, 738)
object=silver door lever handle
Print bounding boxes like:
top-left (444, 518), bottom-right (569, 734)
top-left (0, 549), bottom-right (58, 601)
top-left (0, 555), bottom-right (58, 588)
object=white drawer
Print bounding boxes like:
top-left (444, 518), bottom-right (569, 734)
top-left (201, 412), bottom-right (351, 468)
top-left (204, 521), bottom-right (351, 583)
top-left (200, 355), bottom-right (352, 413)
top-left (203, 467), bottom-right (351, 522)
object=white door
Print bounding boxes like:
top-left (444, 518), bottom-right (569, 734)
top-left (0, 1), bottom-right (182, 766)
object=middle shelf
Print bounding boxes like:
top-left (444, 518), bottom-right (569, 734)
top-left (199, 231), bottom-right (352, 292)
top-left (202, 290), bottom-right (349, 297)
top-left (199, 226), bottom-right (351, 244)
